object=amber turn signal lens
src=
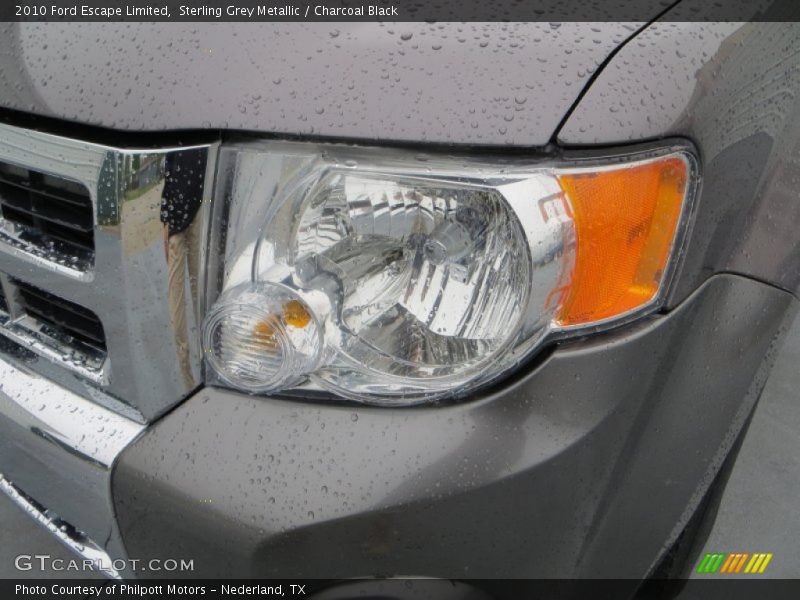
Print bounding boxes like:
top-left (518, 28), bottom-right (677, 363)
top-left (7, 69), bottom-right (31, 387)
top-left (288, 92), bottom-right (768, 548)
top-left (282, 299), bottom-right (312, 328)
top-left (556, 156), bottom-right (689, 326)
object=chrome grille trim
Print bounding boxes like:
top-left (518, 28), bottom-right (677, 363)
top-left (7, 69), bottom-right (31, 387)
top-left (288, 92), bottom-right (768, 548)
top-left (0, 124), bottom-right (217, 420)
top-left (0, 475), bottom-right (121, 580)
top-left (0, 272), bottom-right (108, 384)
top-left (0, 346), bottom-right (145, 570)
top-left (0, 314), bottom-right (108, 385)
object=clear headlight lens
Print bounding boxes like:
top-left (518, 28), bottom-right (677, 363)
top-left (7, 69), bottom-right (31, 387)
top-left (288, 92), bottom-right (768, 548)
top-left (204, 143), bottom-right (696, 404)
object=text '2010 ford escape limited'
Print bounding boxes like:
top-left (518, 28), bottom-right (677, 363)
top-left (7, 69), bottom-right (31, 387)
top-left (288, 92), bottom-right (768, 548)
top-left (0, 1), bottom-right (799, 597)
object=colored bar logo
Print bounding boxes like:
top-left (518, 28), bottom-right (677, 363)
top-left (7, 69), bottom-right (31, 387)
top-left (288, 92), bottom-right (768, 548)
top-left (697, 552), bottom-right (773, 574)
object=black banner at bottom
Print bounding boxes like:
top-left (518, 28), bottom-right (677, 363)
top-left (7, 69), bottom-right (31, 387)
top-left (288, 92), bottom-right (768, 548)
top-left (5, 579), bottom-right (800, 600)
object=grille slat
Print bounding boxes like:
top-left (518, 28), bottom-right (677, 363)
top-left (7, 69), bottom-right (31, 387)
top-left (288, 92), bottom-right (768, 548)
top-left (0, 184), bottom-right (94, 232)
top-left (0, 162), bottom-right (95, 257)
top-left (13, 280), bottom-right (106, 351)
top-left (33, 225), bottom-right (94, 252)
top-left (0, 173), bottom-right (92, 209)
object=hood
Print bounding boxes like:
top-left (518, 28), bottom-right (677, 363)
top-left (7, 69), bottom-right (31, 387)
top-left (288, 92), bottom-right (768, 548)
top-left (1, 22), bottom-right (645, 146)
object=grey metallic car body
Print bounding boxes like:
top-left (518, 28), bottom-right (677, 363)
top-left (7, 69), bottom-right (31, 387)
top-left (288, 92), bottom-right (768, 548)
top-left (1, 2), bottom-right (799, 592)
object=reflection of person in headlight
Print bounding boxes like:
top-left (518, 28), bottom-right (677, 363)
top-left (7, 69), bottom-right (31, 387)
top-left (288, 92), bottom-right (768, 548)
top-left (161, 148), bottom-right (208, 388)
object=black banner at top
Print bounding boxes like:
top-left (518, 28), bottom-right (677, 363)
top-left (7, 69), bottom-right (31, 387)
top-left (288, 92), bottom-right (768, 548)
top-left (2, 0), bottom-right (800, 22)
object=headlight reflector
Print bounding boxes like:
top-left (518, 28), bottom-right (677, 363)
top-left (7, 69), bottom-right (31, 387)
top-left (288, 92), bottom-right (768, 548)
top-left (280, 172), bottom-right (555, 399)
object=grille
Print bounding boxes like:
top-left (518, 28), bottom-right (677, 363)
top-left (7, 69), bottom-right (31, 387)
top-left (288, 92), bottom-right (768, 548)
top-left (0, 123), bottom-right (210, 420)
top-left (0, 161), bottom-right (94, 256)
top-left (13, 279), bottom-right (106, 351)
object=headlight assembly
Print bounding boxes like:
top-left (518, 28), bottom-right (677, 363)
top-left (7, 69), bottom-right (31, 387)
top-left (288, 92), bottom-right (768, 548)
top-left (203, 142), bottom-right (697, 405)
